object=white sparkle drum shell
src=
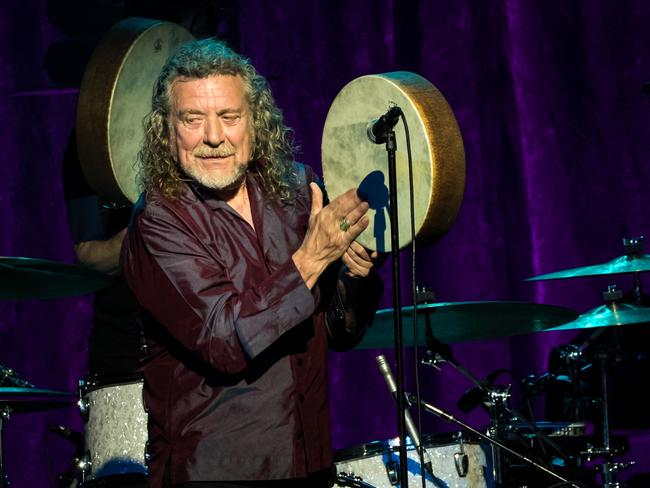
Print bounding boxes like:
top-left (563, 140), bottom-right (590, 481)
top-left (79, 373), bottom-right (148, 483)
top-left (321, 72), bottom-right (465, 252)
top-left (334, 433), bottom-right (491, 488)
top-left (77, 17), bottom-right (194, 204)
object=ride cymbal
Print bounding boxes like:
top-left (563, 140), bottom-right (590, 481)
top-left (0, 256), bottom-right (113, 300)
top-left (356, 301), bottom-right (578, 348)
top-left (526, 254), bottom-right (650, 281)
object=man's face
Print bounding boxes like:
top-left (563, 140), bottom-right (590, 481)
top-left (170, 75), bottom-right (252, 191)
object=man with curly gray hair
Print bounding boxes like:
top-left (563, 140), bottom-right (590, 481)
top-left (122, 38), bottom-right (383, 487)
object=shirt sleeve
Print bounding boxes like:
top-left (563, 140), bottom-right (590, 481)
top-left (122, 200), bottom-right (316, 375)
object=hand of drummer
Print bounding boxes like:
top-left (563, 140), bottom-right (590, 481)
top-left (293, 183), bottom-right (370, 289)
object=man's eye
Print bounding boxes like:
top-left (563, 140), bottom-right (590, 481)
top-left (222, 115), bottom-right (240, 124)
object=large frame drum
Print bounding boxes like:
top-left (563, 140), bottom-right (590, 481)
top-left (322, 72), bottom-right (465, 252)
top-left (77, 17), bottom-right (194, 204)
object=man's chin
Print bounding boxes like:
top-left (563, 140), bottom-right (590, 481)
top-left (193, 171), bottom-right (246, 192)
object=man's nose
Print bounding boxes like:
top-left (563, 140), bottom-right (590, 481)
top-left (204, 118), bottom-right (224, 147)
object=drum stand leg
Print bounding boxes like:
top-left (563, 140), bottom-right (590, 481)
top-left (590, 347), bottom-right (634, 487)
top-left (0, 406), bottom-right (10, 488)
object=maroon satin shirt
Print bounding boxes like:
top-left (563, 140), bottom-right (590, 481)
top-left (122, 164), bottom-right (381, 485)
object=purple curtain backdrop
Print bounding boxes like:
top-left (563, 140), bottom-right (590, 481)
top-left (1, 0), bottom-right (650, 486)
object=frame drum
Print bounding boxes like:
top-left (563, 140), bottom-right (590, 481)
top-left (77, 18), bottom-right (194, 204)
top-left (322, 72), bottom-right (465, 252)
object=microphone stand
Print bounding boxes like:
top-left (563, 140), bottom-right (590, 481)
top-left (384, 127), bottom-right (409, 487)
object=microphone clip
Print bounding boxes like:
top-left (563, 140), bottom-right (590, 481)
top-left (367, 105), bottom-right (402, 144)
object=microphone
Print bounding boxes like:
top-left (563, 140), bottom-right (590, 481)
top-left (376, 355), bottom-right (433, 477)
top-left (367, 106), bottom-right (402, 144)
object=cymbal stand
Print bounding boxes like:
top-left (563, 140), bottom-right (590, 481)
top-left (623, 237), bottom-right (645, 305)
top-left (424, 328), bottom-right (572, 486)
top-left (584, 344), bottom-right (634, 487)
top-left (402, 392), bottom-right (583, 488)
top-left (1, 405), bottom-right (11, 488)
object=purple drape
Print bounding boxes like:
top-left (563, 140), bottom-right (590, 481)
top-left (2, 1), bottom-right (650, 485)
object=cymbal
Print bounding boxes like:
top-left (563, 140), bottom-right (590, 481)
top-left (356, 301), bottom-right (579, 348)
top-left (0, 387), bottom-right (76, 414)
top-left (526, 254), bottom-right (650, 281)
top-left (0, 256), bottom-right (113, 300)
top-left (548, 302), bottom-right (650, 332)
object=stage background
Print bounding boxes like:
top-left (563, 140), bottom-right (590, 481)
top-left (1, 0), bottom-right (649, 486)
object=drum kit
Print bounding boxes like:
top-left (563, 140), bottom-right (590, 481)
top-left (333, 237), bottom-right (650, 488)
top-left (0, 257), bottom-right (111, 487)
top-left (0, 256), bottom-right (151, 487)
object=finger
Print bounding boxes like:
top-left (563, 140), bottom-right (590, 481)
top-left (343, 201), bottom-right (370, 227)
top-left (328, 187), bottom-right (363, 215)
top-left (348, 241), bottom-right (371, 261)
top-left (342, 252), bottom-right (369, 277)
top-left (344, 246), bottom-right (373, 269)
top-left (345, 215), bottom-right (370, 241)
top-left (309, 182), bottom-right (323, 218)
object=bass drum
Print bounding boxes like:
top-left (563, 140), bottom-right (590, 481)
top-left (334, 432), bottom-right (492, 488)
top-left (79, 373), bottom-right (148, 486)
top-left (77, 17), bottom-right (194, 204)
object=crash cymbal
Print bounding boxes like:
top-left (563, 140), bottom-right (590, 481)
top-left (356, 301), bottom-right (579, 348)
top-left (0, 387), bottom-right (76, 414)
top-left (526, 254), bottom-right (650, 281)
top-left (548, 302), bottom-right (650, 332)
top-left (0, 256), bottom-right (113, 300)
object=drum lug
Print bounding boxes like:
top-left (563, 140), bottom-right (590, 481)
top-left (77, 397), bottom-right (89, 421)
top-left (77, 451), bottom-right (92, 481)
top-left (385, 459), bottom-right (399, 485)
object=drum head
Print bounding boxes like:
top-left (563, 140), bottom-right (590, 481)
top-left (77, 17), bottom-right (194, 204)
top-left (321, 72), bottom-right (465, 252)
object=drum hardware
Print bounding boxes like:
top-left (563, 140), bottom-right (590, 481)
top-left (532, 275), bottom-right (650, 486)
top-left (406, 393), bottom-right (583, 488)
top-left (423, 328), bottom-right (585, 487)
top-left (0, 364), bottom-right (34, 388)
top-left (335, 472), bottom-right (377, 488)
top-left (0, 256), bottom-right (113, 300)
top-left (453, 435), bottom-right (469, 478)
top-left (0, 386), bottom-right (76, 487)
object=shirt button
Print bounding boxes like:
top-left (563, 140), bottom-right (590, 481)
top-left (297, 358), bottom-right (303, 366)
top-left (299, 394), bottom-right (305, 403)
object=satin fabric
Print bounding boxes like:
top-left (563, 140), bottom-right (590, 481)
top-left (122, 164), bottom-right (379, 485)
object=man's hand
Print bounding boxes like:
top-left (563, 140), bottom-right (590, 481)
top-left (342, 241), bottom-right (380, 278)
top-left (293, 183), bottom-right (370, 289)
